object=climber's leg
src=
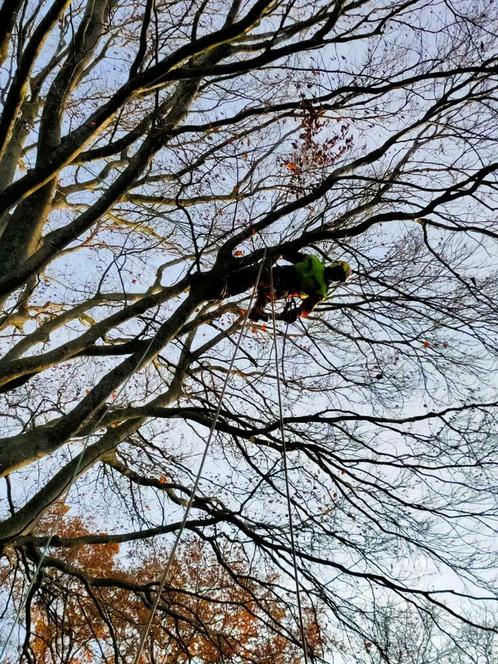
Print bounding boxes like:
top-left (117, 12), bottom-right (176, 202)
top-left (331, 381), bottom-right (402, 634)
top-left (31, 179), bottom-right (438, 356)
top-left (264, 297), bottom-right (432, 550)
top-left (194, 265), bottom-right (261, 301)
top-left (249, 265), bottom-right (297, 321)
top-left (249, 286), bottom-right (271, 321)
top-left (224, 265), bottom-right (262, 297)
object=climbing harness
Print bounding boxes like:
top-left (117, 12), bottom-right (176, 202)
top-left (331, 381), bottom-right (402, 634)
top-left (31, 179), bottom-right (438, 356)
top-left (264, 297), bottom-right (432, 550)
top-left (282, 295), bottom-right (298, 320)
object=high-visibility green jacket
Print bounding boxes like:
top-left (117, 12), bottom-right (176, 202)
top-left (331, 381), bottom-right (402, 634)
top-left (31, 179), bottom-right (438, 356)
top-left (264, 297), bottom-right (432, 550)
top-left (293, 255), bottom-right (328, 300)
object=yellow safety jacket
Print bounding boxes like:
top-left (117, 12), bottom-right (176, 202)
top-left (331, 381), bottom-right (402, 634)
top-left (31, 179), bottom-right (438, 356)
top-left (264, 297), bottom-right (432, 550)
top-left (294, 255), bottom-right (328, 299)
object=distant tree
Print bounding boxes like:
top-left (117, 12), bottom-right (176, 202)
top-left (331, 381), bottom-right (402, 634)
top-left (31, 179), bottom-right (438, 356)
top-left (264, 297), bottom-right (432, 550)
top-left (0, 0), bottom-right (497, 661)
top-left (3, 504), bottom-right (322, 662)
top-left (358, 605), bottom-right (497, 664)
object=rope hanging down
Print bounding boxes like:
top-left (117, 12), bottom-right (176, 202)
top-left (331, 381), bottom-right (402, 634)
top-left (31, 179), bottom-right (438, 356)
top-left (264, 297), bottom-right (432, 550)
top-left (270, 267), bottom-right (310, 664)
top-left (132, 251), bottom-right (268, 663)
top-left (0, 311), bottom-right (162, 661)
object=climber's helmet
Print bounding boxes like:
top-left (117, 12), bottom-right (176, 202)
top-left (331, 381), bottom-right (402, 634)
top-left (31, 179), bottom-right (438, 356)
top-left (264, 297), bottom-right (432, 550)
top-left (324, 260), bottom-right (352, 284)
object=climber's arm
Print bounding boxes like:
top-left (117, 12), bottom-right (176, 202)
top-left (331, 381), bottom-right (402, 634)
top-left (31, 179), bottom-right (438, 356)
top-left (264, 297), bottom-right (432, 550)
top-left (279, 294), bottom-right (323, 323)
top-left (298, 294), bottom-right (322, 317)
top-left (281, 248), bottom-right (308, 265)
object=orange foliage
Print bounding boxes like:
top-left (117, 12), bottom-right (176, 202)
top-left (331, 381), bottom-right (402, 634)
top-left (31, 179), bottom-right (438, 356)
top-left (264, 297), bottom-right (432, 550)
top-left (284, 161), bottom-right (300, 173)
top-left (6, 505), bottom-right (324, 663)
top-left (27, 503), bottom-right (120, 662)
top-left (36, 502), bottom-right (120, 574)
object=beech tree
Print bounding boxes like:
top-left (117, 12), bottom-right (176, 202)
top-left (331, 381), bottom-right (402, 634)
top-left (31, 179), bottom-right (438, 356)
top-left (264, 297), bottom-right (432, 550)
top-left (0, 0), bottom-right (498, 661)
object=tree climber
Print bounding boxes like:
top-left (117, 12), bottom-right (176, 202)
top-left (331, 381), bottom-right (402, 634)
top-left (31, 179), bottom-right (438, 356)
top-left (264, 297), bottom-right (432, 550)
top-left (0, 253), bottom-right (348, 396)
top-left (250, 250), bottom-right (351, 322)
top-left (195, 250), bottom-right (351, 323)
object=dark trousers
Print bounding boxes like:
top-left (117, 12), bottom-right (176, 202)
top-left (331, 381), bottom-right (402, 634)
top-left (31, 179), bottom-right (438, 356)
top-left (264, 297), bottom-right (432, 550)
top-left (202, 264), bottom-right (299, 318)
top-left (205, 265), bottom-right (297, 295)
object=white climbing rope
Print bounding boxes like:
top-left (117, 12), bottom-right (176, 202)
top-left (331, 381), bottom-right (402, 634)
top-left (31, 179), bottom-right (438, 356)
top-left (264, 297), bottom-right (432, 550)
top-left (0, 314), bottom-right (161, 661)
top-left (132, 250), bottom-right (268, 663)
top-left (269, 267), bottom-right (310, 664)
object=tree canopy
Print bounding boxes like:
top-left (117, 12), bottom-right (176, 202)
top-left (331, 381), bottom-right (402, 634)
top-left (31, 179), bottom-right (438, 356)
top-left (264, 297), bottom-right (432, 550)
top-left (0, 0), bottom-right (497, 661)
